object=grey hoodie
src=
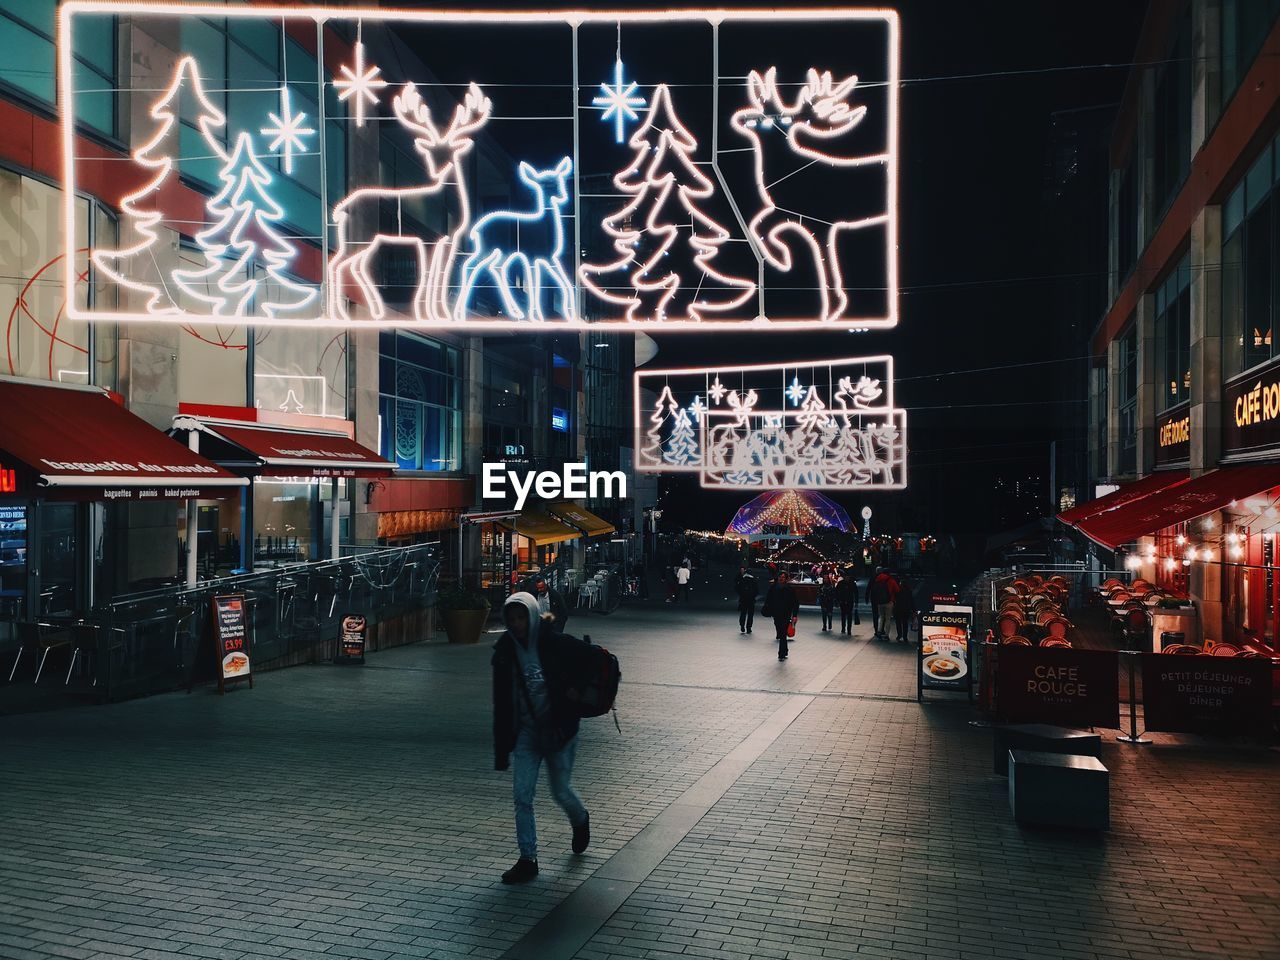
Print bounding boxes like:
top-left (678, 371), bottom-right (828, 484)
top-left (504, 592), bottom-right (550, 730)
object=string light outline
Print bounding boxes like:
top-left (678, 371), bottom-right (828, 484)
top-left (260, 86), bottom-right (316, 175)
top-left (333, 38), bottom-right (388, 128)
top-left (592, 57), bottom-right (646, 144)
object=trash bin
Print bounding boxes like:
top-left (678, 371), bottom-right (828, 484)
top-left (1160, 630), bottom-right (1185, 651)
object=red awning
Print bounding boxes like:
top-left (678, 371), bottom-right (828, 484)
top-left (1076, 465), bottom-right (1280, 549)
top-left (175, 417), bottom-right (394, 478)
top-left (1057, 470), bottom-right (1190, 525)
top-left (0, 377), bottom-right (246, 500)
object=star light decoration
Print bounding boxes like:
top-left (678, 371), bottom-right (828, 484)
top-left (689, 396), bottom-right (707, 422)
top-left (333, 40), bottom-right (388, 128)
top-left (786, 375), bottom-right (806, 406)
top-left (592, 58), bottom-right (646, 144)
top-left (260, 87), bottom-right (315, 175)
top-left (708, 376), bottom-right (728, 404)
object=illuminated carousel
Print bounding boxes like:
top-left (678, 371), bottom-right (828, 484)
top-left (726, 490), bottom-right (853, 538)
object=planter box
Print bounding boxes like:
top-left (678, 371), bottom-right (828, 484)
top-left (442, 607), bottom-right (489, 645)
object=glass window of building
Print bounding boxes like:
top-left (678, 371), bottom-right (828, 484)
top-left (0, 2), bottom-right (117, 137)
top-left (1154, 255), bottom-right (1192, 410)
top-left (1118, 323), bottom-right (1137, 475)
top-left (1091, 364), bottom-right (1109, 479)
top-left (1116, 157), bottom-right (1138, 281)
top-left (1221, 0), bottom-right (1280, 110)
top-left (1150, 7), bottom-right (1191, 225)
top-left (378, 332), bottom-right (462, 472)
top-left (1223, 137), bottom-right (1279, 378)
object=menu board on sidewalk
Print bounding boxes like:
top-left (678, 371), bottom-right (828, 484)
top-left (1141, 655), bottom-right (1273, 735)
top-left (918, 612), bottom-right (971, 696)
top-left (996, 646), bottom-right (1119, 728)
top-left (336, 614), bottom-right (367, 664)
top-left (211, 594), bottom-right (252, 693)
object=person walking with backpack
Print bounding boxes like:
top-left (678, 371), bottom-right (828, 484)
top-left (492, 593), bottom-right (591, 885)
top-left (869, 569), bottom-right (898, 640)
top-left (762, 571), bottom-right (799, 661)
top-left (893, 579), bottom-right (916, 644)
top-left (835, 568), bottom-right (859, 635)
top-left (734, 565), bottom-right (758, 634)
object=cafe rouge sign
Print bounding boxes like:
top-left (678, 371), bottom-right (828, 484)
top-left (1155, 404), bottom-right (1190, 466)
top-left (1225, 360), bottom-right (1280, 456)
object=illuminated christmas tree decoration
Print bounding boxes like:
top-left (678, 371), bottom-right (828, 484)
top-left (455, 156), bottom-right (577, 323)
top-left (731, 66), bottom-right (891, 322)
top-left (581, 83), bottom-right (755, 322)
top-left (91, 55), bottom-right (225, 315)
top-left (260, 86), bottom-right (315, 175)
top-left (330, 82), bottom-right (491, 322)
top-left (333, 39), bottom-right (388, 128)
top-left (592, 58), bottom-right (646, 144)
top-left (61, 5), bottom-right (898, 331)
top-left (664, 405), bottom-right (700, 466)
top-left (172, 133), bottom-right (316, 318)
top-left (634, 355), bottom-right (906, 490)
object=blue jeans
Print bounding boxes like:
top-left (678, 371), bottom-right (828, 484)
top-left (513, 728), bottom-right (587, 861)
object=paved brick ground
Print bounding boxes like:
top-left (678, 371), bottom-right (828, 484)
top-left (1, 591), bottom-right (1277, 960)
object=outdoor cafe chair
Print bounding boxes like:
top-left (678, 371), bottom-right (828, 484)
top-left (1209, 643), bottom-right (1242, 656)
top-left (1040, 637), bottom-right (1071, 648)
top-left (1162, 643), bottom-right (1202, 655)
top-left (1044, 616), bottom-right (1070, 639)
top-left (1001, 635), bottom-right (1032, 646)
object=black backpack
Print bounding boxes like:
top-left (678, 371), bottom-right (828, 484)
top-left (561, 633), bottom-right (621, 720)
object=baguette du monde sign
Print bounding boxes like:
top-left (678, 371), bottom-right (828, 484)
top-left (59, 4), bottom-right (899, 332)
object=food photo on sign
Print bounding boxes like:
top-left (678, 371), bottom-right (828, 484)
top-left (918, 612), bottom-right (970, 694)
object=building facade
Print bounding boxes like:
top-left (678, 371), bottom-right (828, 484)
top-left (1082, 0), bottom-right (1280, 648)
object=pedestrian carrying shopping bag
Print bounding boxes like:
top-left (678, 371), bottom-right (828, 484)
top-left (786, 618), bottom-right (796, 638)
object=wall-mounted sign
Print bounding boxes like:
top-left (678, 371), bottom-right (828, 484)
top-left (62, 4), bottom-right (899, 333)
top-left (1141, 654), bottom-right (1272, 735)
top-left (996, 646), bottom-right (1119, 728)
top-left (211, 594), bottom-right (252, 693)
top-left (1155, 403), bottom-right (1190, 466)
top-left (0, 466), bottom-right (16, 493)
top-left (918, 612), bottom-right (970, 696)
top-left (551, 408), bottom-right (570, 433)
top-left (1224, 361), bottom-right (1280, 457)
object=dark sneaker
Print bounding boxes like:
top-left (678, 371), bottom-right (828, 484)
top-left (572, 815), bottom-right (590, 854)
top-left (502, 858), bottom-right (539, 884)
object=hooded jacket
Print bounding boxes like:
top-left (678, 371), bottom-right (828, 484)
top-left (492, 592), bottom-right (583, 770)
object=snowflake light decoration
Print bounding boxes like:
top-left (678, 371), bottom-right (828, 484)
top-left (333, 40), bottom-right (388, 128)
top-left (708, 376), bottom-right (727, 404)
top-left (260, 87), bottom-right (315, 175)
top-left (786, 376), bottom-right (806, 406)
top-left (689, 396), bottom-right (707, 422)
top-left (592, 58), bottom-right (646, 144)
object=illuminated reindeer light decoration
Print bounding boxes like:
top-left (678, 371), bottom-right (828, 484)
top-left (454, 156), bottom-right (577, 323)
top-left (731, 68), bottom-right (889, 322)
top-left (329, 82), bottom-right (491, 323)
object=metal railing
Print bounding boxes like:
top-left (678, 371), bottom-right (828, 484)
top-left (0, 543), bottom-right (440, 713)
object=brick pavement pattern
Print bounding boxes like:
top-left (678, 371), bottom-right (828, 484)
top-left (1, 588), bottom-right (1278, 960)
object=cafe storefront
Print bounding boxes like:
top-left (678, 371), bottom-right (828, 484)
top-left (0, 377), bottom-right (247, 622)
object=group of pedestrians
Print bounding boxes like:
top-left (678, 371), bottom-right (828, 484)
top-left (734, 564), bottom-right (874, 661)
top-left (868, 568), bottom-right (916, 642)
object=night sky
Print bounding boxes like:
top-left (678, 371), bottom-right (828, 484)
top-left (400, 1), bottom-right (1147, 546)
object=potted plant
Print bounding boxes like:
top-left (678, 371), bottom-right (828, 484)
top-left (436, 586), bottom-right (491, 645)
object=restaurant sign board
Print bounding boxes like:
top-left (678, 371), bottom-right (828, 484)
top-left (1224, 361), bottom-right (1280, 456)
top-left (1155, 403), bottom-right (1190, 466)
top-left (1141, 654), bottom-right (1273, 735)
top-left (211, 594), bottom-right (252, 693)
top-left (996, 646), bottom-right (1119, 728)
top-left (918, 612), bottom-right (971, 696)
top-left (336, 614), bottom-right (367, 664)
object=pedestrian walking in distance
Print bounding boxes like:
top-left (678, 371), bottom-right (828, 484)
top-left (818, 571), bottom-right (837, 632)
top-left (893, 579), bottom-right (916, 644)
top-left (869, 568), bottom-right (898, 640)
top-left (835, 568), bottom-right (859, 635)
top-left (734, 565), bottom-right (758, 634)
top-left (676, 561), bottom-right (691, 602)
top-left (665, 565), bottom-right (677, 603)
top-left (532, 577), bottom-right (569, 632)
top-left (762, 571), bottom-right (799, 661)
top-left (492, 593), bottom-right (590, 885)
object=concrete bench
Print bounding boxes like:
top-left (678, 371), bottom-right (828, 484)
top-left (1008, 749), bottom-right (1109, 831)
top-left (992, 723), bottom-right (1102, 776)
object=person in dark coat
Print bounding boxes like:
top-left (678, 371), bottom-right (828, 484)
top-left (892, 579), bottom-right (916, 643)
top-left (835, 569), bottom-right (859, 635)
top-left (533, 578), bottom-right (569, 632)
top-left (818, 571), bottom-right (837, 632)
top-left (492, 593), bottom-right (591, 885)
top-left (762, 571), bottom-right (800, 661)
top-left (734, 566), bottom-right (759, 634)
top-left (868, 569), bottom-right (898, 640)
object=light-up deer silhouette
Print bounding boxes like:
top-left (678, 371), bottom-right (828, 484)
top-left (329, 82), bottom-right (491, 323)
top-left (730, 68), bottom-right (889, 322)
top-left (453, 156), bottom-right (577, 323)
